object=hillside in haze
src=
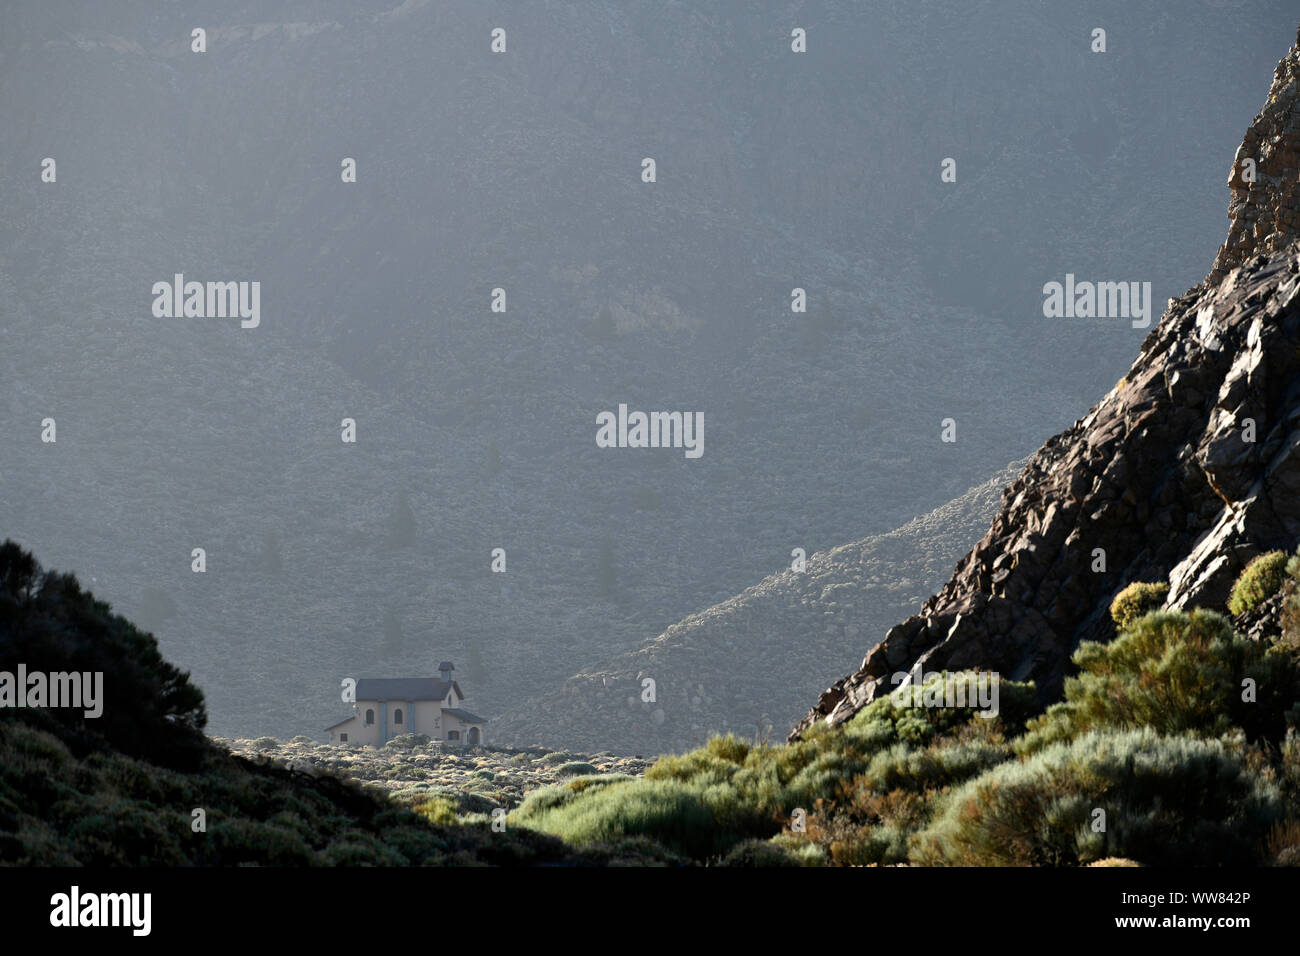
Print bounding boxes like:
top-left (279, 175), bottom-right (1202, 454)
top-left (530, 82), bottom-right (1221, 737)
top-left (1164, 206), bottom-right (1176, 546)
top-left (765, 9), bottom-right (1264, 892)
top-left (0, 1), bottom-right (1295, 745)
top-left (493, 461), bottom-right (1026, 753)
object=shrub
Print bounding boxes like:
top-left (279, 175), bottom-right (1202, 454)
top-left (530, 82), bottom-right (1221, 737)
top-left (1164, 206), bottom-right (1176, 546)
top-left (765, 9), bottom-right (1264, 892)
top-left (705, 734), bottom-right (751, 764)
top-left (914, 729), bottom-right (1282, 866)
top-left (1229, 551), bottom-right (1289, 616)
top-left (843, 672), bottom-right (1040, 747)
top-left (647, 749), bottom-right (740, 787)
top-left (512, 777), bottom-right (766, 859)
top-left (556, 762), bottom-right (599, 777)
top-left (64, 797), bottom-right (190, 866)
top-left (413, 795), bottom-right (459, 826)
top-left (565, 773), bottom-right (634, 794)
top-left (208, 818), bottom-right (315, 866)
top-left (857, 739), bottom-right (1013, 796)
top-left (320, 832), bottom-right (408, 866)
top-left (719, 838), bottom-right (801, 867)
top-left (251, 737), bottom-right (279, 752)
top-left (1109, 582), bottom-right (1168, 631)
top-left (1017, 610), bottom-right (1300, 753)
top-left (1266, 819), bottom-right (1300, 866)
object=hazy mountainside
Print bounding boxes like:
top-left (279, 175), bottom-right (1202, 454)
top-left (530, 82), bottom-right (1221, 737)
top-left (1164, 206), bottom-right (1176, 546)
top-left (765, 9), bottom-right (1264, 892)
top-left (794, 25), bottom-right (1300, 737)
top-left (493, 461), bottom-right (1025, 754)
top-left (0, 1), bottom-right (1294, 743)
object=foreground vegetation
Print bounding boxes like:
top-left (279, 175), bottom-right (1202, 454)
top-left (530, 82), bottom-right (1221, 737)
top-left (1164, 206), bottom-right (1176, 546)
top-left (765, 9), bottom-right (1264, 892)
top-left (508, 555), bottom-right (1300, 866)
top-left (0, 542), bottom-right (669, 865)
top-left (5, 537), bottom-right (1300, 866)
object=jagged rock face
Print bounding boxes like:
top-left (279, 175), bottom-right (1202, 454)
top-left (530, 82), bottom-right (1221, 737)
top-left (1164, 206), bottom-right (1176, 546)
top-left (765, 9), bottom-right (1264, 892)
top-left (1211, 25), bottom-right (1300, 284)
top-left (793, 27), bottom-right (1300, 739)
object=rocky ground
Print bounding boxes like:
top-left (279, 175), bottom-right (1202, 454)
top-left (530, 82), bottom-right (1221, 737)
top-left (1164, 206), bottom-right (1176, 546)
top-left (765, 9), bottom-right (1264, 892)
top-left (213, 735), bottom-right (652, 812)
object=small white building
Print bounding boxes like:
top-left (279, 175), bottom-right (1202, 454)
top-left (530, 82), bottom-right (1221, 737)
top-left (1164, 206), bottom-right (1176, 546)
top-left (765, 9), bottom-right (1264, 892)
top-left (325, 661), bottom-right (487, 747)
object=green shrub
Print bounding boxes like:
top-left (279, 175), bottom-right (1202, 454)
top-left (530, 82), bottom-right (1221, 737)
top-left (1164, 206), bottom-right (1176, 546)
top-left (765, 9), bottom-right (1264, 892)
top-left (65, 798), bottom-right (190, 866)
top-left (565, 773), bottom-right (633, 794)
top-left (556, 761), bottom-right (599, 777)
top-left (843, 672), bottom-right (1040, 747)
top-left (320, 832), bottom-right (408, 866)
top-left (208, 818), bottom-right (315, 866)
top-left (512, 777), bottom-right (765, 859)
top-left (857, 739), bottom-right (1013, 795)
top-left (915, 729), bottom-right (1282, 866)
top-left (1229, 551), bottom-right (1289, 616)
top-left (647, 749), bottom-right (740, 787)
top-left (1109, 582), bottom-right (1168, 631)
top-left (719, 838), bottom-right (801, 867)
top-left (413, 795), bottom-right (459, 826)
top-left (705, 734), bottom-right (751, 764)
top-left (1017, 610), bottom-right (1300, 753)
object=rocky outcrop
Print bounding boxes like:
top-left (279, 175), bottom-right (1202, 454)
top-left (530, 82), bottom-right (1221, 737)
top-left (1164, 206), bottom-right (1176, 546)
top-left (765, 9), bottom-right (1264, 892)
top-left (793, 25), bottom-right (1300, 739)
top-left (1211, 25), bottom-right (1300, 283)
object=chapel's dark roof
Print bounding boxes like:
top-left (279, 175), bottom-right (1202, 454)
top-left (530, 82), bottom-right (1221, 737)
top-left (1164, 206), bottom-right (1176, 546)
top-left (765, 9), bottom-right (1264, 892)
top-left (355, 678), bottom-right (460, 701)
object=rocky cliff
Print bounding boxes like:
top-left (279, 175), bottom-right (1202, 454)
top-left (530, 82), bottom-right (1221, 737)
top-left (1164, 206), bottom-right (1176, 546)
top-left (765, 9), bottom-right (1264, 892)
top-left (1212, 29), bottom-right (1300, 283)
top-left (793, 24), bottom-right (1300, 739)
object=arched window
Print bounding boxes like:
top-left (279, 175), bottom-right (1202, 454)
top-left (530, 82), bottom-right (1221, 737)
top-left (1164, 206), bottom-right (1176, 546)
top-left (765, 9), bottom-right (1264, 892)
top-left (365, 708), bottom-right (375, 725)
top-left (394, 708), bottom-right (404, 725)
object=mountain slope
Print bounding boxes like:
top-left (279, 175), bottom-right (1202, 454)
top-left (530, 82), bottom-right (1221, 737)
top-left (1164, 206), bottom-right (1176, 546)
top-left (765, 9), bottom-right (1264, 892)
top-left (794, 24), bottom-right (1300, 737)
top-left (494, 462), bottom-right (1025, 753)
top-left (1, 2), bottom-right (1294, 743)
